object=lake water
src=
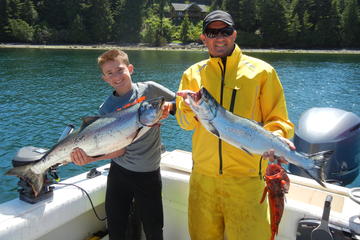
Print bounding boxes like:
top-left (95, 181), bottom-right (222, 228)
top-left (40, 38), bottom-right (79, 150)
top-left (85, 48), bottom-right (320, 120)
top-left (0, 48), bottom-right (359, 203)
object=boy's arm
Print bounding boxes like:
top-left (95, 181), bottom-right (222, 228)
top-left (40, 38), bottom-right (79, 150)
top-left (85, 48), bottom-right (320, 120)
top-left (71, 148), bottom-right (125, 166)
top-left (148, 81), bottom-right (176, 115)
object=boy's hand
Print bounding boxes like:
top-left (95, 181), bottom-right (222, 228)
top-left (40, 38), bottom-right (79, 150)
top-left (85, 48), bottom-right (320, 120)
top-left (160, 101), bottom-right (173, 120)
top-left (71, 147), bottom-right (94, 166)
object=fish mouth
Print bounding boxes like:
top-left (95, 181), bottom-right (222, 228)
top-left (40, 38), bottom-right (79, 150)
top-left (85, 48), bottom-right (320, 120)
top-left (186, 89), bottom-right (202, 105)
top-left (193, 90), bottom-right (202, 103)
top-left (139, 97), bottom-right (165, 126)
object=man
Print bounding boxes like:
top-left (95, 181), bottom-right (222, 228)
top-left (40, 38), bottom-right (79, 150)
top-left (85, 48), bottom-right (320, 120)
top-left (176, 10), bottom-right (295, 240)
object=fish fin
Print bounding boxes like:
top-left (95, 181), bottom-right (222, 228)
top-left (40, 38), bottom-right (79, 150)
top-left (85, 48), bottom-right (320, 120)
top-left (303, 150), bottom-right (334, 188)
top-left (132, 127), bottom-right (144, 143)
top-left (250, 119), bottom-right (263, 126)
top-left (79, 116), bottom-right (102, 132)
top-left (205, 122), bottom-right (220, 137)
top-left (5, 164), bottom-right (45, 196)
top-left (241, 147), bottom-right (254, 156)
top-left (302, 168), bottom-right (327, 188)
top-left (259, 187), bottom-right (268, 204)
top-left (305, 150), bottom-right (334, 162)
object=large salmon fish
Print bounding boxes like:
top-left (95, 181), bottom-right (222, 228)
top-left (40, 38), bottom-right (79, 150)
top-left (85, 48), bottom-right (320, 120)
top-left (6, 97), bottom-right (165, 196)
top-left (177, 87), bottom-right (332, 187)
top-left (260, 162), bottom-right (290, 240)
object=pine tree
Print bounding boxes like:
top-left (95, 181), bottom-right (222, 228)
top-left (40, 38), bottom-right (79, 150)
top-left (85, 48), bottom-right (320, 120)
top-left (258, 0), bottom-right (288, 47)
top-left (222, 0), bottom-right (240, 29)
top-left (237, 0), bottom-right (257, 32)
top-left (19, 0), bottom-right (38, 25)
top-left (180, 14), bottom-right (191, 43)
top-left (87, 0), bottom-right (114, 43)
top-left (69, 14), bottom-right (88, 43)
top-left (341, 0), bottom-right (360, 47)
top-left (0, 0), bottom-right (10, 41)
top-left (312, 0), bottom-right (340, 48)
top-left (116, 0), bottom-right (146, 43)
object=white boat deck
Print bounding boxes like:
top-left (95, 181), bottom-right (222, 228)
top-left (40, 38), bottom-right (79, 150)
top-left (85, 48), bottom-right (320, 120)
top-left (0, 149), bottom-right (359, 240)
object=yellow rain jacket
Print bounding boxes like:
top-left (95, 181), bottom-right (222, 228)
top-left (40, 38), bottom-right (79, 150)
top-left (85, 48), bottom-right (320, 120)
top-left (176, 44), bottom-right (294, 177)
top-left (176, 45), bottom-right (294, 240)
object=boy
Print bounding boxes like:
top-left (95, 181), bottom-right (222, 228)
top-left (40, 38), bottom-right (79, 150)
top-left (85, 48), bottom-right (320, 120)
top-left (71, 49), bottom-right (175, 240)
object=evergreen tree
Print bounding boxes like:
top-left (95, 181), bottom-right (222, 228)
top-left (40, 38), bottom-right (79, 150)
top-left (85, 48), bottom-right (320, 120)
top-left (187, 21), bottom-right (202, 43)
top-left (285, 0), bottom-right (302, 47)
top-left (33, 23), bottom-right (53, 44)
top-left (0, 0), bottom-right (23, 41)
top-left (341, 0), bottom-right (360, 47)
top-left (87, 0), bottom-right (114, 43)
top-left (222, 0), bottom-right (240, 29)
top-left (112, 0), bottom-right (125, 42)
top-left (333, 0), bottom-right (346, 14)
top-left (39, 0), bottom-right (70, 29)
top-left (0, 0), bottom-right (10, 41)
top-left (141, 13), bottom-right (173, 46)
top-left (7, 0), bottom-right (21, 19)
top-left (210, 0), bottom-right (222, 11)
top-left (237, 0), bottom-right (257, 32)
top-left (301, 10), bottom-right (314, 47)
top-left (141, 2), bottom-right (171, 46)
top-left (312, 0), bottom-right (340, 48)
top-left (287, 13), bottom-right (302, 47)
top-left (8, 18), bottom-right (34, 42)
top-left (19, 0), bottom-right (38, 25)
top-left (179, 14), bottom-right (191, 43)
top-left (69, 14), bottom-right (88, 43)
top-left (258, 0), bottom-right (288, 47)
top-left (116, 0), bottom-right (146, 43)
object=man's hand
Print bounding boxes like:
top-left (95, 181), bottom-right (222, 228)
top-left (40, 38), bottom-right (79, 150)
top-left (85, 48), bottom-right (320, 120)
top-left (176, 90), bottom-right (196, 106)
top-left (71, 148), bottom-right (94, 166)
top-left (262, 136), bottom-right (296, 164)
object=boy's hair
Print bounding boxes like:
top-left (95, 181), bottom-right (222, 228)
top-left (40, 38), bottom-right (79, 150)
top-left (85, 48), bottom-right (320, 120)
top-left (97, 49), bottom-right (130, 69)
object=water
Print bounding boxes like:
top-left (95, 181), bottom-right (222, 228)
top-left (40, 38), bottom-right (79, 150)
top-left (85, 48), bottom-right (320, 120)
top-left (0, 48), bottom-right (359, 203)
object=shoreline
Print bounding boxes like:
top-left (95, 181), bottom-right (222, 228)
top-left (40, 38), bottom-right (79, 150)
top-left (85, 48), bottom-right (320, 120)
top-left (1, 43), bottom-right (360, 54)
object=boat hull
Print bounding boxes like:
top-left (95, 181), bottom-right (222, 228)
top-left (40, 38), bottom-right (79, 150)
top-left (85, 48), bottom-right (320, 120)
top-left (1, 150), bottom-right (359, 240)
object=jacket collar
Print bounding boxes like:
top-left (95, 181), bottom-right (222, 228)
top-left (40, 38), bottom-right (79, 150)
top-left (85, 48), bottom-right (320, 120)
top-left (208, 44), bottom-right (243, 67)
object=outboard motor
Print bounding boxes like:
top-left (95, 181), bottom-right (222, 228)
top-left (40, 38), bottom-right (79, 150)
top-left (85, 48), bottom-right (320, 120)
top-left (12, 124), bottom-right (74, 204)
top-left (289, 108), bottom-right (360, 186)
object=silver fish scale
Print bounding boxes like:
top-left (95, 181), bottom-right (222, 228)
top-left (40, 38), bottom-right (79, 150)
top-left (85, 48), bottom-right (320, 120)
top-left (31, 101), bottom-right (160, 174)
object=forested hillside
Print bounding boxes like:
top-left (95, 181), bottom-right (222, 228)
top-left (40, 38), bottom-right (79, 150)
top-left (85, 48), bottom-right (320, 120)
top-left (1, 0), bottom-right (359, 48)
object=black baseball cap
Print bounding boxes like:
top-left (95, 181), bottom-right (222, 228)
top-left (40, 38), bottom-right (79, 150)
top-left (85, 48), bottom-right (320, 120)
top-left (203, 10), bottom-right (235, 32)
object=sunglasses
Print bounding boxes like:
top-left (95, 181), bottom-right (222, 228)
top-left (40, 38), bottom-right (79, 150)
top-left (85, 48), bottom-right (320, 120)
top-left (204, 27), bottom-right (234, 39)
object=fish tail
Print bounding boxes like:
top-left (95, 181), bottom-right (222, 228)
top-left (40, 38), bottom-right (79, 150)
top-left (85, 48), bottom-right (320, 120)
top-left (5, 165), bottom-right (45, 196)
top-left (303, 150), bottom-right (334, 187)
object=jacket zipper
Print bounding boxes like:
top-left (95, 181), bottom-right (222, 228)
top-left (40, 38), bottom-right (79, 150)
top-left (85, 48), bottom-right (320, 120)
top-left (218, 60), bottom-right (226, 175)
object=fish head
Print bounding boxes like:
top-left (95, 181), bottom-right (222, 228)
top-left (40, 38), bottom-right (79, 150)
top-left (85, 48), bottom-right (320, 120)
top-left (186, 88), bottom-right (218, 121)
top-left (138, 97), bottom-right (165, 126)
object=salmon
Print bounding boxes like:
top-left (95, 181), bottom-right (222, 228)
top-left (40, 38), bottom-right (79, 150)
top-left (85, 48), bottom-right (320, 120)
top-left (6, 97), bottom-right (165, 196)
top-left (177, 87), bottom-right (332, 187)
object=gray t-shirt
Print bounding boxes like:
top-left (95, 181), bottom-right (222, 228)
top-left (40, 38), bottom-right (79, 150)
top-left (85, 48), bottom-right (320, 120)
top-left (99, 81), bottom-right (175, 172)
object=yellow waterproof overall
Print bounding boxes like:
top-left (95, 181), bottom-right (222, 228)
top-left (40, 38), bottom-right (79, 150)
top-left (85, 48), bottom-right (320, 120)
top-left (189, 172), bottom-right (270, 240)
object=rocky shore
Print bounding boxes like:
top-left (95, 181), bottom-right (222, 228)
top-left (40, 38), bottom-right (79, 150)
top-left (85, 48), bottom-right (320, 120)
top-left (1, 42), bottom-right (360, 54)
